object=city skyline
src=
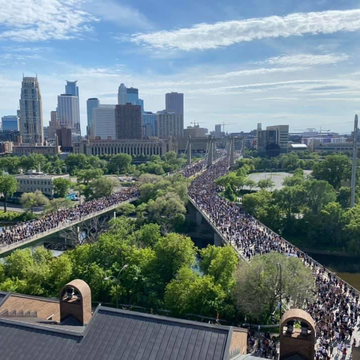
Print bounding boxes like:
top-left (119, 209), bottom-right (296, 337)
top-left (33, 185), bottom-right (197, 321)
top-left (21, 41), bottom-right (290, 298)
top-left (1, 0), bottom-right (360, 134)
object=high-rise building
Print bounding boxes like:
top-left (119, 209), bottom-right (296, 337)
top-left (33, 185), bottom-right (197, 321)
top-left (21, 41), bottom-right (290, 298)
top-left (157, 111), bottom-right (184, 139)
top-left (115, 104), bottom-right (142, 139)
top-left (19, 76), bottom-right (44, 145)
top-left (266, 125), bottom-right (289, 153)
top-left (118, 83), bottom-right (127, 105)
top-left (143, 112), bottom-right (157, 137)
top-left (87, 98), bottom-right (100, 135)
top-left (57, 94), bottom-right (80, 129)
top-left (56, 127), bottom-right (73, 151)
top-left (48, 111), bottom-right (59, 139)
top-left (1, 115), bottom-right (19, 131)
top-left (91, 105), bottom-right (116, 140)
top-left (126, 87), bottom-right (139, 105)
top-left (165, 92), bottom-right (184, 116)
top-left (65, 80), bottom-right (79, 97)
top-left (214, 124), bottom-right (222, 138)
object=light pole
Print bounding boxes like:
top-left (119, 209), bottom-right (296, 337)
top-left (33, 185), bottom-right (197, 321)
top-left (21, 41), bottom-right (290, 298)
top-left (277, 263), bottom-right (282, 320)
top-left (104, 264), bottom-right (129, 308)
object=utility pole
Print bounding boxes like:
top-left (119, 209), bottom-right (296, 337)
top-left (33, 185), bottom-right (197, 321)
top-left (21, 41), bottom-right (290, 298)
top-left (351, 114), bottom-right (359, 208)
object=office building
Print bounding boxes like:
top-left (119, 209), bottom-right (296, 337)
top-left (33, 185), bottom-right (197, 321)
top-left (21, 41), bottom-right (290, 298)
top-left (118, 83), bottom-right (127, 105)
top-left (256, 123), bottom-right (289, 155)
top-left (48, 111), bottom-right (60, 139)
top-left (0, 130), bottom-right (21, 143)
top-left (86, 98), bottom-right (100, 135)
top-left (266, 125), bottom-right (289, 153)
top-left (1, 115), bottom-right (18, 131)
top-left (78, 138), bottom-right (176, 157)
top-left (143, 111), bottom-right (157, 137)
top-left (157, 111), bottom-right (184, 139)
top-left (19, 76), bottom-right (44, 145)
top-left (165, 92), bottom-right (184, 116)
top-left (126, 87), bottom-right (139, 105)
top-left (115, 104), bottom-right (142, 139)
top-left (91, 105), bottom-right (116, 140)
top-left (65, 80), bottom-right (79, 96)
top-left (184, 125), bottom-right (208, 138)
top-left (214, 124), bottom-right (223, 138)
top-left (56, 127), bottom-right (73, 151)
top-left (57, 81), bottom-right (81, 133)
top-left (57, 94), bottom-right (80, 129)
top-left (15, 171), bottom-right (70, 197)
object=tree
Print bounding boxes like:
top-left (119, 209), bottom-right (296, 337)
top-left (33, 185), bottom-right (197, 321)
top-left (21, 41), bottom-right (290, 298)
top-left (45, 198), bottom-right (72, 213)
top-left (20, 190), bottom-right (49, 213)
top-left (338, 186), bottom-right (351, 209)
top-left (53, 178), bottom-right (71, 198)
top-left (343, 205), bottom-right (360, 254)
top-left (234, 252), bottom-right (315, 323)
top-left (165, 267), bottom-right (226, 317)
top-left (108, 153), bottom-right (132, 174)
top-left (116, 203), bottom-right (136, 216)
top-left (312, 154), bottom-right (351, 189)
top-left (0, 174), bottom-right (18, 212)
top-left (274, 185), bottom-right (306, 220)
top-left (152, 233), bottom-right (196, 286)
top-left (200, 245), bottom-right (238, 291)
top-left (65, 154), bottom-right (89, 175)
top-left (257, 178), bottom-right (275, 190)
top-left (304, 180), bottom-right (337, 214)
top-left (76, 168), bottom-right (103, 185)
top-left (146, 192), bottom-right (187, 233)
top-left (84, 177), bottom-right (119, 200)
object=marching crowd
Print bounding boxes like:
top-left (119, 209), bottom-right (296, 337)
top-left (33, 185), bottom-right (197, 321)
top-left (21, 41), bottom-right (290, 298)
top-left (189, 158), bottom-right (360, 359)
top-left (0, 187), bottom-right (140, 246)
top-left (0, 160), bottom-right (205, 247)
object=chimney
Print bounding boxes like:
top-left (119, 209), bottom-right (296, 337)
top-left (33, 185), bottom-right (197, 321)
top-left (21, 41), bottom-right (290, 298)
top-left (60, 279), bottom-right (92, 325)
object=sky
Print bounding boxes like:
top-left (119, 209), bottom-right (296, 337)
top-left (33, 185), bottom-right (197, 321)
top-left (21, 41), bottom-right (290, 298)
top-left (1, 0), bottom-right (360, 135)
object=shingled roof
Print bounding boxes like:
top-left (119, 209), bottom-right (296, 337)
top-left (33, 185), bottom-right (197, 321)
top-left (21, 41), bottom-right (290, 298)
top-left (0, 298), bottom-right (236, 360)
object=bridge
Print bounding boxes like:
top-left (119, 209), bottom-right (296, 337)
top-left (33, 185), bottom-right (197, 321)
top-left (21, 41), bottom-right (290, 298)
top-left (0, 197), bottom-right (138, 256)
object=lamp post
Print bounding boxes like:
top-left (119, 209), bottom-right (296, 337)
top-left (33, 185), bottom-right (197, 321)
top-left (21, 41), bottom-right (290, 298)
top-left (104, 264), bottom-right (129, 308)
top-left (277, 263), bottom-right (282, 320)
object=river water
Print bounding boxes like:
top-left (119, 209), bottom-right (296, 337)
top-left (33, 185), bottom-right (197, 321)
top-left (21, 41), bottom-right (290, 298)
top-left (309, 253), bottom-right (360, 291)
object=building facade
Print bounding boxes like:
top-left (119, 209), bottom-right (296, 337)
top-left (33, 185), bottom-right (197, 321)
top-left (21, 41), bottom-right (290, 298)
top-left (15, 172), bottom-right (70, 197)
top-left (0, 141), bottom-right (13, 154)
top-left (86, 98), bottom-right (100, 135)
top-left (266, 125), bottom-right (289, 153)
top-left (65, 81), bottom-right (79, 96)
top-left (184, 125), bottom-right (208, 138)
top-left (57, 94), bottom-right (80, 129)
top-left (13, 145), bottom-right (59, 156)
top-left (157, 111), bottom-right (184, 138)
top-left (126, 87), bottom-right (139, 105)
top-left (56, 127), bottom-right (73, 151)
top-left (47, 111), bottom-right (59, 139)
top-left (77, 138), bottom-right (176, 157)
top-left (1, 115), bottom-right (18, 131)
top-left (143, 112), bottom-right (157, 137)
top-left (19, 76), bottom-right (44, 145)
top-left (118, 83), bottom-right (127, 105)
top-left (91, 105), bottom-right (116, 140)
top-left (165, 92), bottom-right (184, 116)
top-left (115, 104), bottom-right (142, 139)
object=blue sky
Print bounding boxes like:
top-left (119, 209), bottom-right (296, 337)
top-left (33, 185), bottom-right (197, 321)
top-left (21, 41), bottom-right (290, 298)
top-left (1, 0), bottom-right (360, 134)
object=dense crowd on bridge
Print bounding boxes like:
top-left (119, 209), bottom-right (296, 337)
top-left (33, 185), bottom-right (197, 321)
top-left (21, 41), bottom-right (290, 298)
top-left (0, 160), bottom-right (205, 247)
top-left (189, 157), bottom-right (360, 359)
top-left (0, 187), bottom-right (140, 246)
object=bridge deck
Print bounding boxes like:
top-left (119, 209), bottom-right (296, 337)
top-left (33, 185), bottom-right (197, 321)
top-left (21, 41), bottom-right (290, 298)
top-left (0, 198), bottom-right (138, 256)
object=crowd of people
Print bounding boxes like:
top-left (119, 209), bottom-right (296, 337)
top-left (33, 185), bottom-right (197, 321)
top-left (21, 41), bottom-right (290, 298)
top-left (0, 187), bottom-right (140, 246)
top-left (0, 159), bottom-right (206, 247)
top-left (189, 157), bottom-right (360, 359)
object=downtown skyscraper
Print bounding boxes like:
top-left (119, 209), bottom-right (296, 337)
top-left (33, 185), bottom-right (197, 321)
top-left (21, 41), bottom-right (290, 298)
top-left (57, 81), bottom-right (81, 133)
top-left (19, 76), bottom-right (44, 145)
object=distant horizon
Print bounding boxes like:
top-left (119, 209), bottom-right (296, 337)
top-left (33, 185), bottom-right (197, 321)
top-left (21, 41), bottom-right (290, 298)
top-left (1, 1), bottom-right (360, 135)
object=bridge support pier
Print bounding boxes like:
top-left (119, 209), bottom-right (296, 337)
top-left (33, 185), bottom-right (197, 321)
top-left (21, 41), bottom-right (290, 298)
top-left (214, 232), bottom-right (223, 247)
top-left (196, 210), bottom-right (203, 226)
